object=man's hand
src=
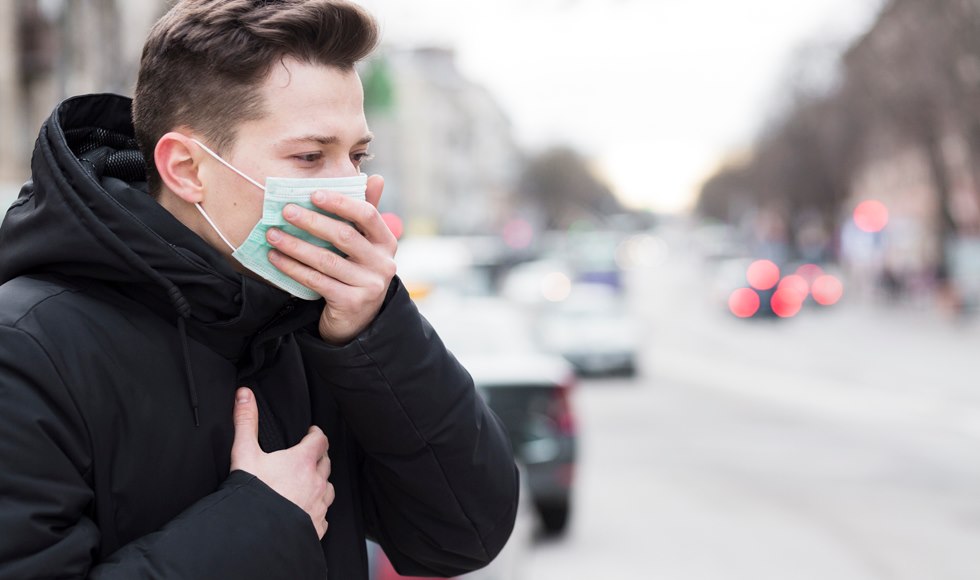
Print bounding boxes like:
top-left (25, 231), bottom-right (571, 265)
top-left (230, 387), bottom-right (334, 539)
top-left (265, 174), bottom-right (397, 345)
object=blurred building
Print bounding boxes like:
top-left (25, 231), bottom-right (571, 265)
top-left (0, 0), bottom-right (166, 182)
top-left (840, 0), bottom-right (980, 308)
top-left (696, 0), bottom-right (980, 310)
top-left (2, 3), bottom-right (523, 238)
top-left (846, 132), bottom-right (980, 303)
top-left (364, 47), bottom-right (523, 236)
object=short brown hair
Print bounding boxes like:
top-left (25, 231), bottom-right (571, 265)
top-left (132, 0), bottom-right (379, 194)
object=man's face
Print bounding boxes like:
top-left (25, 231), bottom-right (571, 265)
top-left (195, 58), bottom-right (372, 250)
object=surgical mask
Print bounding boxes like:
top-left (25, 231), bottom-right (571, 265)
top-left (191, 139), bottom-right (367, 300)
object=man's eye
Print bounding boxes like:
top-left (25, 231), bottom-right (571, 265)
top-left (293, 153), bottom-right (322, 163)
top-left (352, 152), bottom-right (375, 164)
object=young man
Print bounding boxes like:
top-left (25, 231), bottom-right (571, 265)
top-left (0, 1), bottom-right (519, 578)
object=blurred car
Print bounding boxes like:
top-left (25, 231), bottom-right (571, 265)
top-left (563, 229), bottom-right (627, 291)
top-left (711, 257), bottom-right (844, 319)
top-left (394, 236), bottom-right (487, 301)
top-left (419, 297), bottom-right (579, 536)
top-left (464, 353), bottom-right (577, 536)
top-left (535, 283), bottom-right (642, 377)
top-left (367, 464), bottom-right (537, 580)
top-left (498, 258), bottom-right (575, 306)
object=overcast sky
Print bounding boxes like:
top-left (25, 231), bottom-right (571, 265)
top-left (359, 0), bottom-right (884, 213)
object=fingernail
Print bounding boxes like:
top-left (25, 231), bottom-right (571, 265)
top-left (236, 388), bottom-right (250, 405)
top-left (283, 204), bottom-right (298, 219)
top-left (267, 228), bottom-right (282, 243)
top-left (268, 249), bottom-right (280, 262)
top-left (313, 191), bottom-right (326, 204)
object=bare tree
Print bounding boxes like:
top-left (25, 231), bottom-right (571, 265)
top-left (697, 0), bottom-right (980, 273)
top-left (841, 0), bottom-right (976, 276)
top-left (517, 147), bottom-right (624, 231)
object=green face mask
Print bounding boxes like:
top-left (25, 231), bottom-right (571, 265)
top-left (192, 139), bottom-right (367, 300)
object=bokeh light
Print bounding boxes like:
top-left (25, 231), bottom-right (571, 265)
top-left (541, 271), bottom-right (572, 302)
top-left (853, 200), bottom-right (889, 233)
top-left (746, 260), bottom-right (781, 290)
top-left (771, 287), bottom-right (804, 318)
top-left (729, 288), bottom-right (761, 318)
top-left (615, 234), bottom-right (669, 270)
top-left (778, 274), bottom-right (810, 303)
top-left (502, 218), bottom-right (535, 250)
top-left (811, 275), bottom-right (844, 306)
top-left (380, 212), bottom-right (404, 239)
top-left (796, 263), bottom-right (824, 283)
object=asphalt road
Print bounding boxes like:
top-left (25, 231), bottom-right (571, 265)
top-left (4, 187), bottom-right (977, 578)
top-left (526, 242), bottom-right (980, 579)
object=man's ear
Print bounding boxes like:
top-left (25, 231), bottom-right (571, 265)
top-left (155, 132), bottom-right (204, 204)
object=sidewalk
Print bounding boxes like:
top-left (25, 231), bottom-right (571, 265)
top-left (838, 294), bottom-right (980, 344)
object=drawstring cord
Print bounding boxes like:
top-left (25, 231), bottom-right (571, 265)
top-left (52, 135), bottom-right (206, 428)
top-left (168, 286), bottom-right (200, 427)
top-left (177, 317), bottom-right (200, 427)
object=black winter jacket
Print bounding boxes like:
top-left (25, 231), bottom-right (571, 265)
top-left (0, 94), bottom-right (519, 579)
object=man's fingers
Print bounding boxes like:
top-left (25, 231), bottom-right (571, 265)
top-left (364, 174), bottom-right (384, 209)
top-left (306, 186), bottom-right (396, 249)
top-left (309, 425), bottom-right (329, 452)
top-left (316, 452), bottom-right (331, 480)
top-left (266, 231), bottom-right (370, 288)
top-left (230, 388), bottom-right (261, 461)
top-left (324, 481), bottom-right (336, 509)
top-left (298, 425), bottom-right (329, 461)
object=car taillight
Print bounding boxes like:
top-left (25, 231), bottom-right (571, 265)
top-left (552, 374), bottom-right (577, 435)
top-left (375, 549), bottom-right (456, 580)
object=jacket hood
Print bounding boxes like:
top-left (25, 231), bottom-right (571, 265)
top-left (0, 93), bottom-right (320, 365)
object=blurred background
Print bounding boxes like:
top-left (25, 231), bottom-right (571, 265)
top-left (3, 0), bottom-right (980, 578)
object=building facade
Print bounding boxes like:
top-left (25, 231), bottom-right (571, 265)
top-left (2, 3), bottom-right (523, 237)
top-left (364, 47), bottom-right (522, 236)
top-left (0, 0), bottom-right (165, 183)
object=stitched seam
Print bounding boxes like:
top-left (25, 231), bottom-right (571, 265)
top-left (1, 316), bottom-right (95, 470)
top-left (8, 283), bottom-right (78, 328)
top-left (350, 338), bottom-right (491, 561)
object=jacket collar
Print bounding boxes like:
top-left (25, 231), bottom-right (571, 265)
top-left (0, 93), bottom-right (322, 364)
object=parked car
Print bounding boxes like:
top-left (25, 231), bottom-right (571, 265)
top-left (498, 258), bottom-right (575, 306)
top-left (419, 297), bottom-right (579, 536)
top-left (563, 229), bottom-right (627, 292)
top-left (711, 257), bottom-right (844, 319)
top-left (535, 282), bottom-right (642, 377)
top-left (465, 354), bottom-right (577, 535)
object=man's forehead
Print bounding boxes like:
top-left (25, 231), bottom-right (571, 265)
top-left (250, 60), bottom-right (368, 145)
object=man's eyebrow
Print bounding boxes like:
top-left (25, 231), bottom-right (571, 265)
top-left (279, 133), bottom-right (374, 146)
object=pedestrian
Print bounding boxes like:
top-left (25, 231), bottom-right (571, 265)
top-left (0, 1), bottom-right (519, 578)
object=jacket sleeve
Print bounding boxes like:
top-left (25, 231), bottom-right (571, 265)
top-left (0, 324), bottom-right (326, 580)
top-left (298, 278), bottom-right (520, 577)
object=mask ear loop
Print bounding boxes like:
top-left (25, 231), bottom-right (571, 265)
top-left (194, 204), bottom-right (237, 252)
top-left (189, 138), bottom-right (265, 252)
top-left (190, 138), bottom-right (265, 190)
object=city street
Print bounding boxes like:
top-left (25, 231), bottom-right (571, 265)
top-left (527, 243), bottom-right (980, 579)
top-left (5, 182), bottom-right (980, 579)
top-left (4, 2), bottom-right (980, 579)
